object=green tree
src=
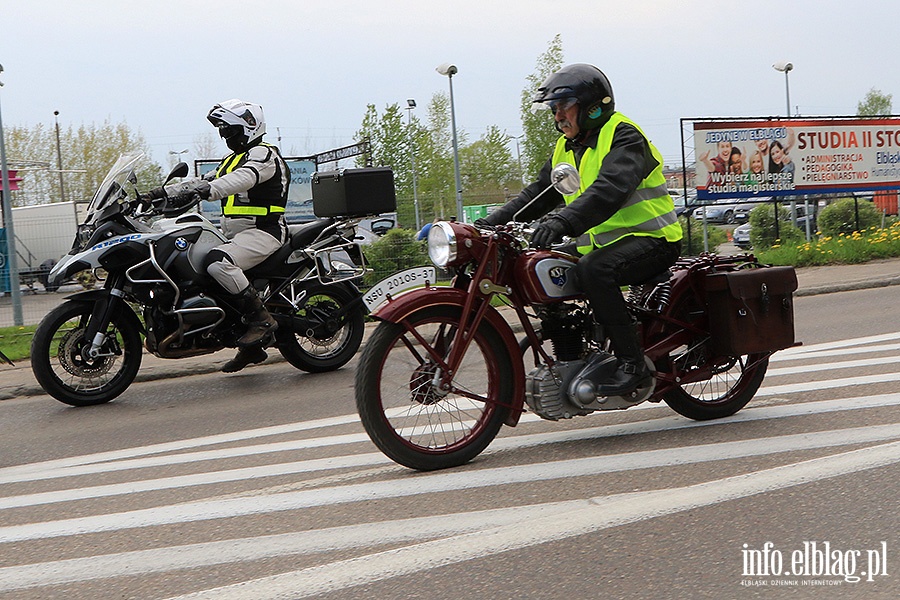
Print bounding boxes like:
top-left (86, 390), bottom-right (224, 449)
top-left (748, 204), bottom-right (804, 250)
top-left (519, 34), bottom-right (564, 182)
top-left (5, 120), bottom-right (159, 207)
top-left (857, 88), bottom-right (893, 116)
top-left (679, 216), bottom-right (728, 255)
top-left (361, 227), bottom-right (428, 286)
top-left (460, 125), bottom-right (521, 205)
top-left (817, 197), bottom-right (882, 236)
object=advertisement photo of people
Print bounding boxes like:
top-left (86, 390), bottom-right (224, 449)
top-left (693, 117), bottom-right (900, 201)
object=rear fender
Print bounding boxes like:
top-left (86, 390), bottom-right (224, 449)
top-left (373, 287), bottom-right (526, 426)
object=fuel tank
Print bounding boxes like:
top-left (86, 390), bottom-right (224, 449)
top-left (514, 250), bottom-right (584, 304)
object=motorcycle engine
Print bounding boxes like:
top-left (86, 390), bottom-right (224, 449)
top-left (144, 295), bottom-right (225, 358)
top-left (525, 359), bottom-right (591, 420)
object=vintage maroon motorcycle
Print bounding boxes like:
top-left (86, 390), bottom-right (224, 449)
top-left (355, 164), bottom-right (798, 471)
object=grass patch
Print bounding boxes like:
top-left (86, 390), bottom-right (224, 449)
top-left (0, 324), bottom-right (38, 363)
top-left (756, 221), bottom-right (900, 267)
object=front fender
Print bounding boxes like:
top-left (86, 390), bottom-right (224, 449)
top-left (61, 290), bottom-right (146, 336)
top-left (62, 289), bottom-right (113, 303)
top-left (373, 287), bottom-right (526, 426)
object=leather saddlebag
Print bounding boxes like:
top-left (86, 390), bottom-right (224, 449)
top-left (705, 266), bottom-right (798, 356)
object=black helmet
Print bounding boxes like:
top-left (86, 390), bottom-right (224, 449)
top-left (533, 64), bottom-right (615, 132)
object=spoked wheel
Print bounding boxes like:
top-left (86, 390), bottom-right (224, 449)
top-left (274, 283), bottom-right (364, 372)
top-left (355, 305), bottom-right (513, 470)
top-left (654, 292), bottom-right (768, 420)
top-left (31, 300), bottom-right (143, 406)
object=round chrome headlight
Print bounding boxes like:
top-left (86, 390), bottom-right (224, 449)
top-left (428, 221), bottom-right (457, 268)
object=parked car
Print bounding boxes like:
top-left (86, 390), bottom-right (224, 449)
top-left (668, 188), bottom-right (697, 217)
top-left (733, 222), bottom-right (752, 249)
top-left (729, 206), bottom-right (816, 250)
top-left (692, 200), bottom-right (756, 224)
top-left (732, 197), bottom-right (773, 223)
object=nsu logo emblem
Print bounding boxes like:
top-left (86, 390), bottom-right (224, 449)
top-left (549, 265), bottom-right (569, 288)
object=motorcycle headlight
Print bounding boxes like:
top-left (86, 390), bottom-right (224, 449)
top-left (428, 221), bottom-right (457, 268)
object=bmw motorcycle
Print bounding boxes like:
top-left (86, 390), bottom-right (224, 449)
top-left (32, 153), bottom-right (370, 406)
top-left (355, 164), bottom-right (799, 470)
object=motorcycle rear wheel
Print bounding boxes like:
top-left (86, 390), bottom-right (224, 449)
top-left (31, 300), bottom-right (143, 406)
top-left (274, 283), bottom-right (364, 373)
top-left (655, 291), bottom-right (768, 420)
top-left (356, 305), bottom-right (513, 470)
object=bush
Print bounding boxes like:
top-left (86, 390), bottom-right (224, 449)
top-left (678, 215), bottom-right (728, 255)
top-left (817, 197), bottom-right (883, 237)
top-left (748, 204), bottom-right (804, 250)
top-left (362, 228), bottom-right (428, 287)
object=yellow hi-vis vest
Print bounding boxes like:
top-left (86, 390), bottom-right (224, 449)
top-left (551, 113), bottom-right (682, 254)
top-left (215, 143), bottom-right (287, 217)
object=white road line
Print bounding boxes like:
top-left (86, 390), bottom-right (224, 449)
top-left (756, 371), bottom-right (900, 396)
top-left (0, 412), bottom-right (363, 479)
top-left (1, 422), bottom-right (898, 543)
top-left (2, 391), bottom-right (900, 502)
top-left (165, 440), bottom-right (900, 600)
top-left (0, 501), bottom-right (584, 591)
top-left (767, 354), bottom-right (900, 376)
top-left (773, 342), bottom-right (900, 362)
top-left (774, 331), bottom-right (900, 358)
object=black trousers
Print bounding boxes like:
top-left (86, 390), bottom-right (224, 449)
top-left (573, 235), bottom-right (681, 327)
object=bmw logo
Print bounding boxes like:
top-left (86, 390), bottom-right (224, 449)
top-left (549, 266), bottom-right (568, 287)
top-left (174, 237), bottom-right (188, 251)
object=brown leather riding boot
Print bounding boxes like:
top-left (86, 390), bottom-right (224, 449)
top-left (236, 286), bottom-right (278, 348)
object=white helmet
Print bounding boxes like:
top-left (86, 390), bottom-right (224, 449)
top-left (207, 99), bottom-right (266, 151)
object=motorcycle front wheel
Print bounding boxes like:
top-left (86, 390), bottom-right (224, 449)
top-left (356, 305), bottom-right (513, 471)
top-left (31, 300), bottom-right (143, 406)
top-left (274, 283), bottom-right (364, 372)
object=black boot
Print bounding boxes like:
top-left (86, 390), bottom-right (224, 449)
top-left (221, 346), bottom-right (268, 373)
top-left (595, 324), bottom-right (652, 397)
top-left (236, 286), bottom-right (278, 348)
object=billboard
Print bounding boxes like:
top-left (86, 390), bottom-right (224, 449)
top-left (694, 117), bottom-right (900, 200)
top-left (196, 157), bottom-right (317, 224)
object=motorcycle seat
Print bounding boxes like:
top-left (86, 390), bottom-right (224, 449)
top-left (288, 218), bottom-right (336, 250)
top-left (246, 218), bottom-right (337, 276)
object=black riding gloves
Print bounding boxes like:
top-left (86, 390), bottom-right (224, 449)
top-left (168, 180), bottom-right (212, 207)
top-left (530, 215), bottom-right (572, 249)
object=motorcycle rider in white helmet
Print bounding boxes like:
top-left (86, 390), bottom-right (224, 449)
top-left (159, 99), bottom-right (291, 373)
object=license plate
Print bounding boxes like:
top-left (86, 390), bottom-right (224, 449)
top-left (363, 266), bottom-right (437, 311)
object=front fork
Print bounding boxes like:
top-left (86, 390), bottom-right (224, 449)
top-left (83, 273), bottom-right (127, 359)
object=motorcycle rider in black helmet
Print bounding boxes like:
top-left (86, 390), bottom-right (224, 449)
top-left (477, 64), bottom-right (683, 397)
top-left (159, 99), bottom-right (291, 373)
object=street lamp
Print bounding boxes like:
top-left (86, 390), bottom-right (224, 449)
top-left (169, 148), bottom-right (189, 164)
top-left (0, 63), bottom-right (23, 325)
top-left (53, 111), bottom-right (66, 203)
top-left (405, 98), bottom-right (421, 231)
top-left (436, 62), bottom-right (464, 223)
top-left (513, 134), bottom-right (525, 184)
top-left (772, 61), bottom-right (793, 117)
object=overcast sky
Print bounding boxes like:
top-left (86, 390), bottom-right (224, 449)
top-left (2, 0), bottom-right (898, 173)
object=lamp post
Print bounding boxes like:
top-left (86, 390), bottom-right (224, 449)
top-left (772, 61), bottom-right (793, 117)
top-left (513, 134), bottom-right (525, 184)
top-left (436, 63), bottom-right (464, 223)
top-left (53, 110), bottom-right (66, 203)
top-left (169, 148), bottom-right (189, 165)
top-left (405, 99), bottom-right (421, 231)
top-left (0, 64), bottom-right (23, 324)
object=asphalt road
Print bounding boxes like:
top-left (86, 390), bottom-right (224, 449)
top-left (0, 286), bottom-right (898, 599)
